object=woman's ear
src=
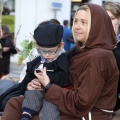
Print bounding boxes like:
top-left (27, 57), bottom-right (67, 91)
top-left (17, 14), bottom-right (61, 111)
top-left (59, 42), bottom-right (64, 49)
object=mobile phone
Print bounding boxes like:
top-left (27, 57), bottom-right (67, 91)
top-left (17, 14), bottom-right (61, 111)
top-left (35, 68), bottom-right (41, 73)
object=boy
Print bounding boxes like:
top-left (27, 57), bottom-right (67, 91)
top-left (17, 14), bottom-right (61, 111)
top-left (19, 24), bottom-right (70, 120)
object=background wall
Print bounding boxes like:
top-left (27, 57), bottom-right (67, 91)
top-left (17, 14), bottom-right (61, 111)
top-left (15, 0), bottom-right (71, 50)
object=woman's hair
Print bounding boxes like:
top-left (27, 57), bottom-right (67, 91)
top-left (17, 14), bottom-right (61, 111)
top-left (102, 1), bottom-right (120, 19)
top-left (72, 5), bottom-right (91, 47)
top-left (2, 24), bottom-right (10, 34)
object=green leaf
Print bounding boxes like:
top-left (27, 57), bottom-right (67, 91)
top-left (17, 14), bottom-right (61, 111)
top-left (20, 40), bottom-right (30, 49)
top-left (17, 39), bottom-right (35, 65)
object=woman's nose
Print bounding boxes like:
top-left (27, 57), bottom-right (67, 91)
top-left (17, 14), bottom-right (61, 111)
top-left (75, 23), bottom-right (81, 30)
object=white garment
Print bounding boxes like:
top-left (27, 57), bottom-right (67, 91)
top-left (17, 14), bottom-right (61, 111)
top-left (19, 48), bottom-right (39, 83)
top-left (117, 33), bottom-right (120, 43)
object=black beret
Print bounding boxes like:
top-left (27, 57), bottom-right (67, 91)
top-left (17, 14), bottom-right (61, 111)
top-left (33, 24), bottom-right (63, 47)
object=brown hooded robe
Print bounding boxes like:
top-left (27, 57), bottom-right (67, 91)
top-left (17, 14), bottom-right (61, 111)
top-left (44, 3), bottom-right (119, 120)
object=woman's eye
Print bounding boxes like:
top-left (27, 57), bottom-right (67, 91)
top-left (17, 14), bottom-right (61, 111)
top-left (82, 21), bottom-right (86, 25)
top-left (82, 20), bottom-right (87, 25)
top-left (74, 20), bottom-right (77, 23)
top-left (73, 19), bottom-right (77, 24)
top-left (111, 17), bottom-right (115, 20)
top-left (82, 21), bottom-right (85, 24)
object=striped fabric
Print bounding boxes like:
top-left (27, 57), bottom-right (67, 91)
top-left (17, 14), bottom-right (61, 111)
top-left (22, 90), bottom-right (44, 112)
top-left (22, 90), bottom-right (60, 120)
top-left (39, 99), bottom-right (60, 120)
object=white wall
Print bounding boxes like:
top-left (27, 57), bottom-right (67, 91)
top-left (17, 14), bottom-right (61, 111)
top-left (15, 0), bottom-right (71, 49)
top-left (90, 0), bottom-right (102, 5)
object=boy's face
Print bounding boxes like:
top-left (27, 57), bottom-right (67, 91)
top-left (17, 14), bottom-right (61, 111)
top-left (37, 42), bottom-right (64, 62)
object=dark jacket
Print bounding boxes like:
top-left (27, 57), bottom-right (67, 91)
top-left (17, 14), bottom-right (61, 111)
top-left (113, 41), bottom-right (120, 111)
top-left (113, 42), bottom-right (120, 71)
top-left (0, 35), bottom-right (17, 74)
top-left (19, 53), bottom-right (70, 94)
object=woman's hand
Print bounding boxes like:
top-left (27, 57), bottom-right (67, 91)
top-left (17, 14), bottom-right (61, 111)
top-left (27, 78), bottom-right (43, 91)
top-left (34, 67), bottom-right (50, 87)
top-left (3, 47), bottom-right (10, 52)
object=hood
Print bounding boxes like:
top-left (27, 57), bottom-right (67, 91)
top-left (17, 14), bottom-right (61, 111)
top-left (82, 3), bottom-right (116, 50)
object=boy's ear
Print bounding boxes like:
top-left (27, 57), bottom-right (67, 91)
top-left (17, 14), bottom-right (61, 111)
top-left (34, 40), bottom-right (39, 49)
top-left (60, 42), bottom-right (64, 49)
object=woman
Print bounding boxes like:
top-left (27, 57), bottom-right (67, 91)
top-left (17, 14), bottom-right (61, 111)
top-left (102, 1), bottom-right (120, 38)
top-left (1, 3), bottom-right (119, 120)
top-left (102, 1), bottom-right (120, 113)
top-left (0, 25), bottom-right (17, 78)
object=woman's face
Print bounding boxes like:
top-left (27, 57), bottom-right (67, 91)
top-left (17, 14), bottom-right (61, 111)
top-left (106, 10), bottom-right (120, 35)
top-left (72, 9), bottom-right (89, 43)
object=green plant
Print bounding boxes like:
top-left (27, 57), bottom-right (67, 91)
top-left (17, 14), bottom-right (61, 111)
top-left (17, 40), bottom-right (34, 65)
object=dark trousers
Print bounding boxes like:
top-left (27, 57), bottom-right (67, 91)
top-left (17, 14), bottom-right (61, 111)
top-left (22, 90), bottom-right (60, 120)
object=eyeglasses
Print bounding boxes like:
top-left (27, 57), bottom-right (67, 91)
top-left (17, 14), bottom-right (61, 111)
top-left (37, 44), bottom-right (60, 55)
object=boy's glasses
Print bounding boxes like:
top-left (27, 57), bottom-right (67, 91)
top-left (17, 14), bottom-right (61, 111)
top-left (37, 44), bottom-right (60, 55)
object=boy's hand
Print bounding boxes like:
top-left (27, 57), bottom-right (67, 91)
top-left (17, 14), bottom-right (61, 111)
top-left (27, 78), bottom-right (43, 91)
top-left (34, 67), bottom-right (50, 87)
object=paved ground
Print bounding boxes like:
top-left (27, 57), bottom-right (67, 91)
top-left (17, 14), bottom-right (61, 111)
top-left (9, 54), bottom-right (24, 78)
top-left (9, 62), bottom-right (24, 78)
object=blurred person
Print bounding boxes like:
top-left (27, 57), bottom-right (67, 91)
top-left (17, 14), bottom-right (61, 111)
top-left (102, 1), bottom-right (120, 37)
top-left (0, 26), bottom-right (2, 38)
top-left (2, 2), bottom-right (10, 15)
top-left (63, 20), bottom-right (72, 51)
top-left (102, 1), bottom-right (120, 114)
top-left (2, 3), bottom-right (119, 120)
top-left (0, 25), bottom-right (17, 78)
top-left (66, 34), bottom-right (75, 49)
top-left (0, 27), bottom-right (2, 58)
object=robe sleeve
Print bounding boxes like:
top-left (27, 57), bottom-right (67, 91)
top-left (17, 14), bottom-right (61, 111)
top-left (44, 66), bottom-right (105, 118)
top-left (47, 53), bottom-right (70, 87)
